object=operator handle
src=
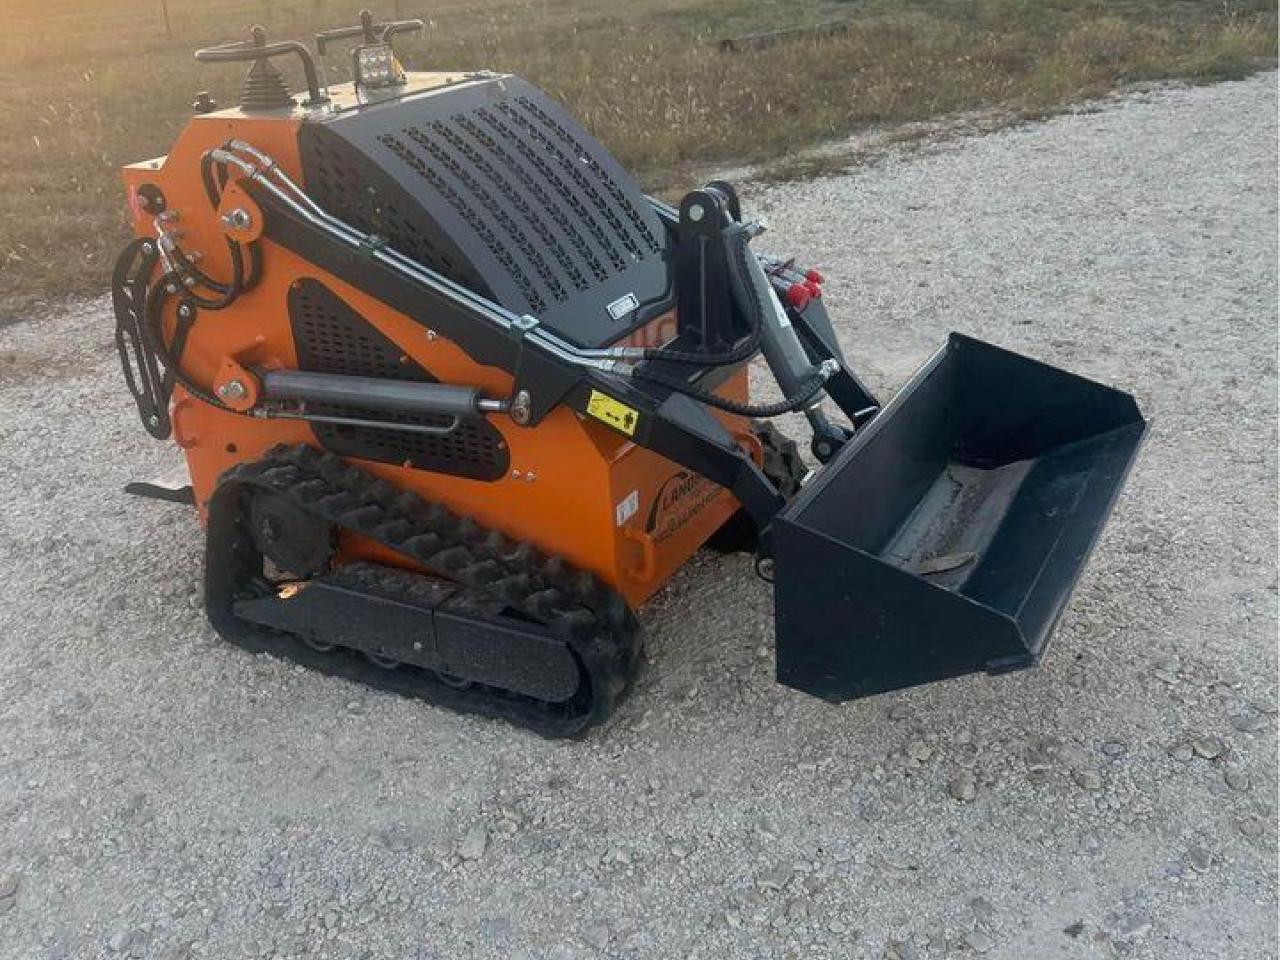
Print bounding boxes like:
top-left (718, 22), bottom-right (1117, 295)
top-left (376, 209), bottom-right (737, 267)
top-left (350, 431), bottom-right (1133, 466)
top-left (316, 9), bottom-right (424, 55)
top-left (195, 25), bottom-right (326, 105)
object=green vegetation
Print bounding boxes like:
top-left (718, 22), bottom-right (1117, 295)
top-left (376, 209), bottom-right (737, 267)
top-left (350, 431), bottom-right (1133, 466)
top-left (0, 0), bottom-right (1273, 316)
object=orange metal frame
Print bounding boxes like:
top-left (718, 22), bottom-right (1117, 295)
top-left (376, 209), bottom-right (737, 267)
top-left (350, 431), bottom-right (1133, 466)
top-left (121, 92), bottom-right (756, 608)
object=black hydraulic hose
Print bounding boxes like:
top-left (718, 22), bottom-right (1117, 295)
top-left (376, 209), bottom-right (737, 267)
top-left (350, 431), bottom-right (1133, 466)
top-left (631, 361), bottom-right (829, 417)
top-left (167, 242), bottom-right (229, 296)
top-left (193, 147), bottom-right (261, 297)
top-left (142, 272), bottom-right (238, 412)
top-left (172, 238), bottom-right (245, 310)
top-left (242, 240), bottom-right (263, 292)
top-left (630, 226), bottom-right (829, 417)
top-left (201, 147), bottom-right (234, 206)
top-left (165, 179), bottom-right (259, 304)
top-left (173, 240), bottom-right (260, 303)
top-left (200, 150), bottom-right (223, 209)
top-left (167, 153), bottom-right (234, 299)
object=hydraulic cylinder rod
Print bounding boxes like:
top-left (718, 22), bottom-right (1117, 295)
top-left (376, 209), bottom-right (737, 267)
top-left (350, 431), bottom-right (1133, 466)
top-left (260, 369), bottom-right (507, 417)
top-left (727, 226), bottom-right (844, 447)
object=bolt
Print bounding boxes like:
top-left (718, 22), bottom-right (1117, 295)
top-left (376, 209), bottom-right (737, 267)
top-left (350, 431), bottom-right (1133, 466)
top-left (510, 390), bottom-right (532, 426)
top-left (147, 415), bottom-right (160, 428)
top-left (217, 379), bottom-right (248, 401)
top-left (426, 329), bottom-right (438, 341)
top-left (413, 641), bottom-right (423, 652)
top-left (177, 304), bottom-right (193, 319)
top-left (182, 274), bottom-right (197, 288)
top-left (524, 472), bottom-right (536, 482)
top-left (140, 242), bottom-right (153, 255)
top-left (220, 207), bottom-right (252, 231)
top-left (687, 203), bottom-right (705, 222)
top-left (165, 283), bottom-right (179, 294)
top-left (756, 557), bottom-right (776, 580)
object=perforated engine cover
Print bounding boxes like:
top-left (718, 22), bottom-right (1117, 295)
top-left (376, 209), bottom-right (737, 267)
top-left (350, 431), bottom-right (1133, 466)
top-left (298, 75), bottom-right (671, 348)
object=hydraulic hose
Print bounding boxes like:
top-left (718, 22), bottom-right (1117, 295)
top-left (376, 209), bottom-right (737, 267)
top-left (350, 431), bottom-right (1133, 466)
top-left (141, 272), bottom-right (238, 413)
top-left (630, 224), bottom-right (832, 417)
top-left (631, 361), bottom-right (830, 417)
top-left (212, 140), bottom-right (822, 408)
top-left (187, 148), bottom-right (262, 302)
top-left (163, 238), bottom-right (248, 310)
top-left (200, 150), bottom-right (226, 210)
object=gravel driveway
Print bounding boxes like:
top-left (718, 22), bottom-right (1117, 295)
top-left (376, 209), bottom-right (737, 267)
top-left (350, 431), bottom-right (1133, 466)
top-left (0, 74), bottom-right (1275, 960)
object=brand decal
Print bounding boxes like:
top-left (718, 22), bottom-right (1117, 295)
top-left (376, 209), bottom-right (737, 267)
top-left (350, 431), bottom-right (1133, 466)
top-left (645, 470), bottom-right (721, 543)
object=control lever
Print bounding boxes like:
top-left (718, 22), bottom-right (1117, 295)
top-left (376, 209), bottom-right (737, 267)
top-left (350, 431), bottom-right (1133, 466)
top-left (195, 25), bottom-right (326, 107)
top-left (315, 9), bottom-right (424, 55)
top-left (315, 9), bottom-right (424, 90)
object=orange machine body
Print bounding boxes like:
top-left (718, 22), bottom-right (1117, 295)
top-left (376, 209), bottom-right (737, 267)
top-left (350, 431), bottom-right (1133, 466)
top-left (121, 80), bottom-right (753, 608)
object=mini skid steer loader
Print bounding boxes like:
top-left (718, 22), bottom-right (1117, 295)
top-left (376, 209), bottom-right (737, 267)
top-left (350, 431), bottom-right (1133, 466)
top-left (113, 14), bottom-right (1147, 735)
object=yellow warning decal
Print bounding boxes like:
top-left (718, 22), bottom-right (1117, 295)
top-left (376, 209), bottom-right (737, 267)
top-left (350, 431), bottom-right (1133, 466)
top-left (586, 390), bottom-right (640, 436)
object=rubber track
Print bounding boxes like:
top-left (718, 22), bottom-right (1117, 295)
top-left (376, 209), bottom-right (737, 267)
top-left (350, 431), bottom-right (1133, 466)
top-left (207, 444), bottom-right (641, 737)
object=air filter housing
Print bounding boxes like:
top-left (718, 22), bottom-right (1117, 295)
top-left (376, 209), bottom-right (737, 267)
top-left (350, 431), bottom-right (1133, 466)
top-left (298, 75), bottom-right (670, 347)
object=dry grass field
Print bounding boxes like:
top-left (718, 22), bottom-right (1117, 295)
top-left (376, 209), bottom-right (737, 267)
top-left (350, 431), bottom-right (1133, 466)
top-left (0, 0), bottom-right (1274, 317)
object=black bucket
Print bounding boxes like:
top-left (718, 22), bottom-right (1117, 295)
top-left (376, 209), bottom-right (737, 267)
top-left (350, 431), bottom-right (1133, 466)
top-left (773, 333), bottom-right (1146, 701)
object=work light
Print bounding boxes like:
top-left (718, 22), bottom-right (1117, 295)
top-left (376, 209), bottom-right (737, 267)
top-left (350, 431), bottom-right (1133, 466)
top-left (354, 43), bottom-right (405, 88)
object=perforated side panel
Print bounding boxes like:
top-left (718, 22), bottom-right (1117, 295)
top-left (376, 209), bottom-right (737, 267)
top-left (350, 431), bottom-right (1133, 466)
top-left (288, 279), bottom-right (509, 482)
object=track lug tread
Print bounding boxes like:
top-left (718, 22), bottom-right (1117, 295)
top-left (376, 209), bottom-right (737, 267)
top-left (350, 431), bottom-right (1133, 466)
top-left (257, 465), bottom-right (299, 487)
top-left (432, 546), bottom-right (473, 576)
top-left (207, 444), bottom-right (640, 737)
top-left (294, 479), bottom-right (330, 502)
top-left (403, 532), bottom-right (445, 557)
top-left (459, 559), bottom-right (502, 584)
top-left (375, 519), bottom-right (415, 542)
top-left (526, 587), bottom-right (568, 617)
top-left (490, 573), bottom-right (531, 603)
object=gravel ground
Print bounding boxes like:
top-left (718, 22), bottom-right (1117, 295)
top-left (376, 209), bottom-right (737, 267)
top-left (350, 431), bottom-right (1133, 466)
top-left (0, 74), bottom-right (1276, 960)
